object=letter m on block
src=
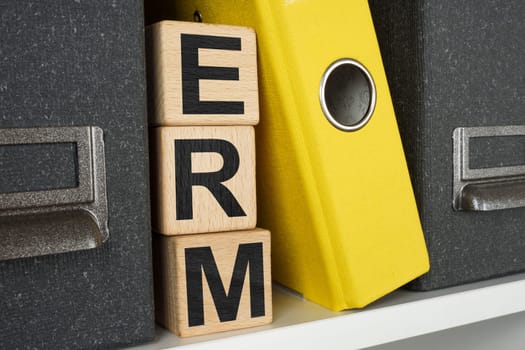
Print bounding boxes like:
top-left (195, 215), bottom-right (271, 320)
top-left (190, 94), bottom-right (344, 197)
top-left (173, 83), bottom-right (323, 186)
top-left (185, 243), bottom-right (265, 327)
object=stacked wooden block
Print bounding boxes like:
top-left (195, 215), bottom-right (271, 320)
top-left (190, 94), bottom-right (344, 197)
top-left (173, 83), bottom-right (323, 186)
top-left (147, 21), bottom-right (272, 337)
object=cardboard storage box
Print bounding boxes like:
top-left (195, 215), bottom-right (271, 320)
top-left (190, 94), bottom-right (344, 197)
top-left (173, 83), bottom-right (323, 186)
top-left (370, 0), bottom-right (525, 290)
top-left (0, 0), bottom-right (154, 347)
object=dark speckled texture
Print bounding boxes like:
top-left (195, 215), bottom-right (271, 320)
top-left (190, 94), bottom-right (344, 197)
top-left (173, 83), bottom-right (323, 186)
top-left (369, 0), bottom-right (525, 290)
top-left (0, 143), bottom-right (78, 193)
top-left (0, 0), bottom-right (154, 348)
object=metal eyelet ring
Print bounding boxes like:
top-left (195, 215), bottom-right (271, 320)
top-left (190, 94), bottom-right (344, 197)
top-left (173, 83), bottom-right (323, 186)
top-left (320, 58), bottom-right (376, 132)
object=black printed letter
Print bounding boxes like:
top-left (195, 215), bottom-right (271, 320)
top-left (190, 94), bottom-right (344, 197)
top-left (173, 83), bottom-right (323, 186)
top-left (181, 33), bottom-right (244, 114)
top-left (185, 243), bottom-right (265, 327)
top-left (175, 139), bottom-right (246, 220)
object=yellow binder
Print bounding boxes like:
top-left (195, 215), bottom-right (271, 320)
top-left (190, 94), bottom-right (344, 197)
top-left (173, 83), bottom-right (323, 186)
top-left (173, 0), bottom-right (429, 311)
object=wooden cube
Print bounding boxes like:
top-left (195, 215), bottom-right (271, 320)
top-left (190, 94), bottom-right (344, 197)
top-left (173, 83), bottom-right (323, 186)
top-left (146, 20), bottom-right (259, 126)
top-left (153, 228), bottom-right (272, 337)
top-left (151, 126), bottom-right (256, 235)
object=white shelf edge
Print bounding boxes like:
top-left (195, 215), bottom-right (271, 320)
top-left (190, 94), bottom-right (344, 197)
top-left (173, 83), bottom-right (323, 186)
top-left (131, 272), bottom-right (525, 350)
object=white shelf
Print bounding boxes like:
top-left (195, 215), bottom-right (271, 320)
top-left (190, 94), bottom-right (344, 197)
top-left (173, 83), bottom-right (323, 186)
top-left (130, 272), bottom-right (525, 349)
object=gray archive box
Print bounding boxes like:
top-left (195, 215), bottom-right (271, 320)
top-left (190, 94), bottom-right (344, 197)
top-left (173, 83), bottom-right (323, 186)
top-left (369, 0), bottom-right (525, 290)
top-left (0, 0), bottom-right (154, 348)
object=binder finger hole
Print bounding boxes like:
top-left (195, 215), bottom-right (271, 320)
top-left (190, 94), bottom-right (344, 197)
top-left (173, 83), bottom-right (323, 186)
top-left (320, 59), bottom-right (376, 131)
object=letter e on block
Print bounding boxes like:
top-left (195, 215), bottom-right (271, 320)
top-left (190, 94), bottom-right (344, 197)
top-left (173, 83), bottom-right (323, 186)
top-left (146, 20), bottom-right (259, 126)
top-left (153, 228), bottom-right (272, 337)
top-left (151, 126), bottom-right (256, 235)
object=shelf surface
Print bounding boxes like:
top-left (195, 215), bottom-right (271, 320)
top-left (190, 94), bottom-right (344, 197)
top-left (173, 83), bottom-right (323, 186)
top-left (130, 272), bottom-right (525, 349)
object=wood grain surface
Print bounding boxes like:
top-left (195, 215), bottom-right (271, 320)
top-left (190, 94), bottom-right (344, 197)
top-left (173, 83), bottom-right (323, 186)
top-left (153, 228), bottom-right (272, 337)
top-left (151, 126), bottom-right (256, 235)
top-left (146, 20), bottom-right (259, 126)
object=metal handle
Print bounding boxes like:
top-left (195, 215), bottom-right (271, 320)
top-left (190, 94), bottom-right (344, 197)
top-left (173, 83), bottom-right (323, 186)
top-left (453, 125), bottom-right (525, 211)
top-left (0, 126), bottom-right (108, 260)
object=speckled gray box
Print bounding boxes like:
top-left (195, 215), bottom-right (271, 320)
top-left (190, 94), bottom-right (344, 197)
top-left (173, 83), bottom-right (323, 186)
top-left (369, 0), bottom-right (525, 290)
top-left (0, 0), bottom-right (154, 348)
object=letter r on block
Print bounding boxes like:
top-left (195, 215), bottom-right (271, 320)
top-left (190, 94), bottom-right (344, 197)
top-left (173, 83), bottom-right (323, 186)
top-left (175, 138), bottom-right (246, 220)
top-left (151, 126), bottom-right (256, 235)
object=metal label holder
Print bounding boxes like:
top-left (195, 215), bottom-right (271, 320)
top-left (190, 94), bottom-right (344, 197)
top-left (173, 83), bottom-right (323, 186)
top-left (0, 126), bottom-right (108, 260)
top-left (453, 125), bottom-right (525, 211)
